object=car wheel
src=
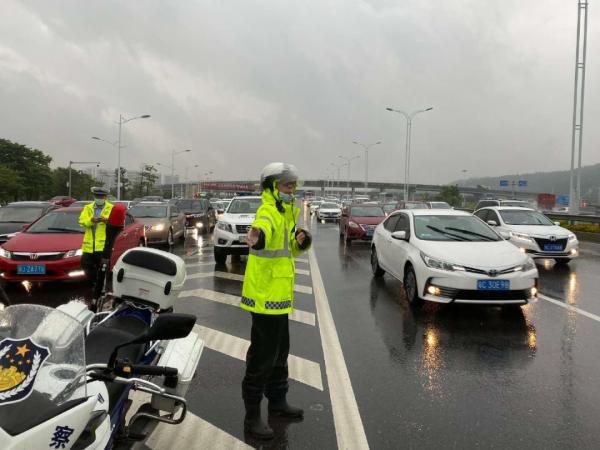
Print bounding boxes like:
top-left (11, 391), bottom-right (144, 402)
top-left (555, 258), bottom-right (570, 265)
top-left (167, 229), bottom-right (174, 246)
top-left (201, 219), bottom-right (209, 235)
top-left (179, 228), bottom-right (186, 241)
top-left (214, 247), bottom-right (227, 265)
top-left (403, 265), bottom-right (422, 306)
top-left (138, 238), bottom-right (146, 247)
top-left (371, 247), bottom-right (385, 277)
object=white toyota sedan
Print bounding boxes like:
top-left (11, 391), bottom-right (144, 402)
top-left (371, 210), bottom-right (538, 306)
top-left (473, 207), bottom-right (579, 264)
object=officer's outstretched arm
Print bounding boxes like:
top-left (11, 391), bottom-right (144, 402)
top-left (292, 229), bottom-right (312, 256)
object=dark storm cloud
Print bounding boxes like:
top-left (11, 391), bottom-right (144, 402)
top-left (0, 0), bottom-right (598, 184)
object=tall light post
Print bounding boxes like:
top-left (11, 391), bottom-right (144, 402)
top-left (157, 149), bottom-right (191, 198)
top-left (199, 170), bottom-right (213, 194)
top-left (68, 161), bottom-right (101, 198)
top-left (183, 164), bottom-right (199, 198)
top-left (386, 106), bottom-right (433, 201)
top-left (338, 155), bottom-right (360, 197)
top-left (330, 162), bottom-right (344, 197)
top-left (93, 113), bottom-right (150, 200)
top-left (353, 140), bottom-right (382, 193)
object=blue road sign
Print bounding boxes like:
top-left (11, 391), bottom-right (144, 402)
top-left (499, 180), bottom-right (509, 187)
top-left (518, 180), bottom-right (527, 187)
top-left (556, 195), bottom-right (569, 205)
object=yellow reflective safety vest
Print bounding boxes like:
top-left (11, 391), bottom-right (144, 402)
top-left (240, 190), bottom-right (308, 315)
top-left (79, 201), bottom-right (114, 253)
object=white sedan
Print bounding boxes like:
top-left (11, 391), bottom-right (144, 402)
top-left (473, 207), bottom-right (579, 264)
top-left (371, 210), bottom-right (538, 306)
top-left (317, 202), bottom-right (342, 221)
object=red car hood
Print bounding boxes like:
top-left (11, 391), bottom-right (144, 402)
top-left (3, 232), bottom-right (83, 252)
top-left (350, 216), bottom-right (385, 225)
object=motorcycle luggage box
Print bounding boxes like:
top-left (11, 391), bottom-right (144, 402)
top-left (112, 247), bottom-right (186, 310)
top-left (151, 331), bottom-right (204, 413)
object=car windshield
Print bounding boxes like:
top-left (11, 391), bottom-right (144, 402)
top-left (227, 198), bottom-right (262, 214)
top-left (414, 215), bottom-right (501, 242)
top-left (501, 201), bottom-right (531, 208)
top-left (27, 211), bottom-right (84, 234)
top-left (320, 203), bottom-right (338, 209)
top-left (403, 202), bottom-right (428, 209)
top-left (0, 206), bottom-right (45, 223)
top-left (499, 210), bottom-right (554, 225)
top-left (129, 205), bottom-right (167, 218)
top-left (383, 204), bottom-right (397, 213)
top-left (430, 202), bottom-right (451, 209)
top-left (350, 206), bottom-right (384, 217)
top-left (176, 200), bottom-right (204, 212)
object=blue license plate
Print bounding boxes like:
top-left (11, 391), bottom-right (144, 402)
top-left (543, 244), bottom-right (563, 251)
top-left (17, 264), bottom-right (46, 275)
top-left (477, 279), bottom-right (510, 291)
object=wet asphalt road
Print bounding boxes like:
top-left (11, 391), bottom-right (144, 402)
top-left (5, 207), bottom-right (600, 448)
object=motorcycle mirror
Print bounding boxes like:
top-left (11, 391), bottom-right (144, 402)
top-left (108, 313), bottom-right (196, 368)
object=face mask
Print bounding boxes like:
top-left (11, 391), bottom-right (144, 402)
top-left (95, 199), bottom-right (105, 206)
top-left (279, 192), bottom-right (294, 203)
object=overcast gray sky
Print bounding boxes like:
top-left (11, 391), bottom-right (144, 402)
top-left (0, 0), bottom-right (598, 185)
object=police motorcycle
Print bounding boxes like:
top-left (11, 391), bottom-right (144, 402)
top-left (0, 247), bottom-right (204, 449)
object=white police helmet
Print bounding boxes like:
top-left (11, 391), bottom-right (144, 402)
top-left (260, 163), bottom-right (299, 190)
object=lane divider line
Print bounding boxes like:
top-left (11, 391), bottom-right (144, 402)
top-left (180, 288), bottom-right (316, 326)
top-left (539, 294), bottom-right (600, 323)
top-left (194, 325), bottom-right (323, 391)
top-left (186, 271), bottom-right (314, 295)
top-left (308, 248), bottom-right (370, 450)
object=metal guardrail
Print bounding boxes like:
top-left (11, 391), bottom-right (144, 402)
top-left (545, 213), bottom-right (600, 225)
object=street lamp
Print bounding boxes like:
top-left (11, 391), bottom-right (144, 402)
top-left (330, 162), bottom-right (345, 197)
top-left (353, 140), bottom-right (382, 192)
top-left (92, 113), bottom-right (150, 200)
top-left (386, 106), bottom-right (433, 201)
top-left (183, 164), bottom-right (199, 198)
top-left (157, 149), bottom-right (191, 198)
top-left (338, 155), bottom-right (360, 196)
top-left (68, 161), bottom-right (101, 198)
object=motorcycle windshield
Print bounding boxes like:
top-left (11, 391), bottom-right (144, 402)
top-left (0, 304), bottom-right (86, 435)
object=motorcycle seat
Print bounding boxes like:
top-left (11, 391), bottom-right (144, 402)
top-left (86, 314), bottom-right (149, 410)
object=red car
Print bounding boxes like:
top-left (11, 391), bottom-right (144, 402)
top-left (0, 208), bottom-right (146, 282)
top-left (49, 196), bottom-right (77, 207)
top-left (339, 204), bottom-right (386, 243)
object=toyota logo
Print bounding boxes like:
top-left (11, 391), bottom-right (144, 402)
top-left (488, 269), bottom-right (498, 277)
top-left (549, 235), bottom-right (557, 242)
top-left (29, 253), bottom-right (39, 260)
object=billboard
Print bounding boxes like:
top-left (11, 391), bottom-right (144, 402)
top-left (499, 180), bottom-right (509, 187)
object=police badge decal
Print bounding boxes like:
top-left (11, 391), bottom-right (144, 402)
top-left (0, 337), bottom-right (51, 405)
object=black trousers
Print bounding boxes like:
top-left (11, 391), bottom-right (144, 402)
top-left (242, 312), bottom-right (290, 405)
top-left (80, 252), bottom-right (103, 281)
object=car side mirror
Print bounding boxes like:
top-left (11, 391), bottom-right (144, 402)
top-left (21, 224), bottom-right (30, 230)
top-left (499, 231), bottom-right (511, 240)
top-left (108, 313), bottom-right (196, 367)
top-left (486, 220), bottom-right (498, 227)
top-left (391, 230), bottom-right (408, 241)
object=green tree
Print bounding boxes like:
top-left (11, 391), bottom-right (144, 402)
top-left (0, 139), bottom-right (53, 200)
top-left (51, 167), bottom-right (100, 200)
top-left (0, 166), bottom-right (22, 204)
top-left (114, 168), bottom-right (131, 199)
top-left (437, 185), bottom-right (461, 206)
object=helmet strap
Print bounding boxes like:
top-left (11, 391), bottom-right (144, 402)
top-left (270, 182), bottom-right (285, 213)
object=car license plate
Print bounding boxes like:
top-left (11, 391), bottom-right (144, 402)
top-left (17, 264), bottom-right (46, 275)
top-left (477, 279), bottom-right (510, 290)
top-left (239, 235), bottom-right (247, 243)
top-left (543, 244), bottom-right (563, 251)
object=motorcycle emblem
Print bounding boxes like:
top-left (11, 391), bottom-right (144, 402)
top-left (0, 337), bottom-right (50, 405)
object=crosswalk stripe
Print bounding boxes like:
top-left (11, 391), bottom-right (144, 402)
top-left (295, 258), bottom-right (309, 264)
top-left (295, 267), bottom-right (310, 276)
top-left (186, 271), bottom-right (314, 295)
top-left (179, 288), bottom-right (316, 326)
top-left (195, 325), bottom-right (323, 391)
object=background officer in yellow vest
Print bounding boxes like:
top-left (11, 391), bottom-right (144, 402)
top-left (78, 187), bottom-right (113, 287)
top-left (241, 163), bottom-right (312, 439)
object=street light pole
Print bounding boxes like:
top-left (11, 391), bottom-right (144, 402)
top-left (386, 107), bottom-right (433, 201)
top-left (353, 140), bottom-right (382, 193)
top-left (68, 161), bottom-right (101, 197)
top-left (338, 155), bottom-right (360, 197)
top-left (168, 149), bottom-right (191, 199)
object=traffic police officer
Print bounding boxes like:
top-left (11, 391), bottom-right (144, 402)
top-left (78, 187), bottom-right (114, 287)
top-left (240, 163), bottom-right (312, 439)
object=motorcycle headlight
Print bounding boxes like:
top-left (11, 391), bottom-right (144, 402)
top-left (217, 222), bottom-right (233, 233)
top-left (511, 232), bottom-right (534, 242)
top-left (568, 233), bottom-right (577, 242)
top-left (420, 252), bottom-right (465, 272)
top-left (0, 248), bottom-right (11, 259)
top-left (153, 223), bottom-right (165, 231)
top-left (63, 249), bottom-right (83, 258)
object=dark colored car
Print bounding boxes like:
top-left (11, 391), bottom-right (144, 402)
top-left (0, 207), bottom-right (146, 282)
top-left (49, 196), bottom-right (77, 207)
top-left (174, 199), bottom-right (216, 233)
top-left (339, 205), bottom-right (386, 243)
top-left (0, 202), bottom-right (57, 244)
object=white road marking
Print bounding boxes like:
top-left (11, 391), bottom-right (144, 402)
top-left (179, 288), bottom-right (316, 326)
top-left (195, 325), bottom-right (323, 391)
top-left (186, 261), bottom-right (217, 268)
top-left (295, 267), bottom-right (310, 276)
top-left (539, 294), bottom-right (600, 323)
top-left (295, 258), bottom-right (309, 264)
top-left (309, 247), bottom-right (369, 450)
top-left (186, 271), bottom-right (313, 295)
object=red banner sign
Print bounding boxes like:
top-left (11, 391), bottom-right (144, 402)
top-left (200, 182), bottom-right (257, 191)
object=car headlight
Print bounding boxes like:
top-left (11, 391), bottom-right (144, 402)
top-left (152, 224), bottom-right (165, 231)
top-left (348, 221), bottom-right (361, 228)
top-left (420, 252), bottom-right (465, 271)
top-left (217, 222), bottom-right (233, 233)
top-left (63, 249), bottom-right (83, 258)
top-left (520, 258), bottom-right (536, 272)
top-left (0, 248), bottom-right (11, 259)
top-left (511, 231), bottom-right (534, 242)
top-left (568, 233), bottom-right (577, 242)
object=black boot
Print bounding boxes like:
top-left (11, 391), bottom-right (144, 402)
top-left (244, 402), bottom-right (274, 439)
top-left (268, 398), bottom-right (304, 418)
